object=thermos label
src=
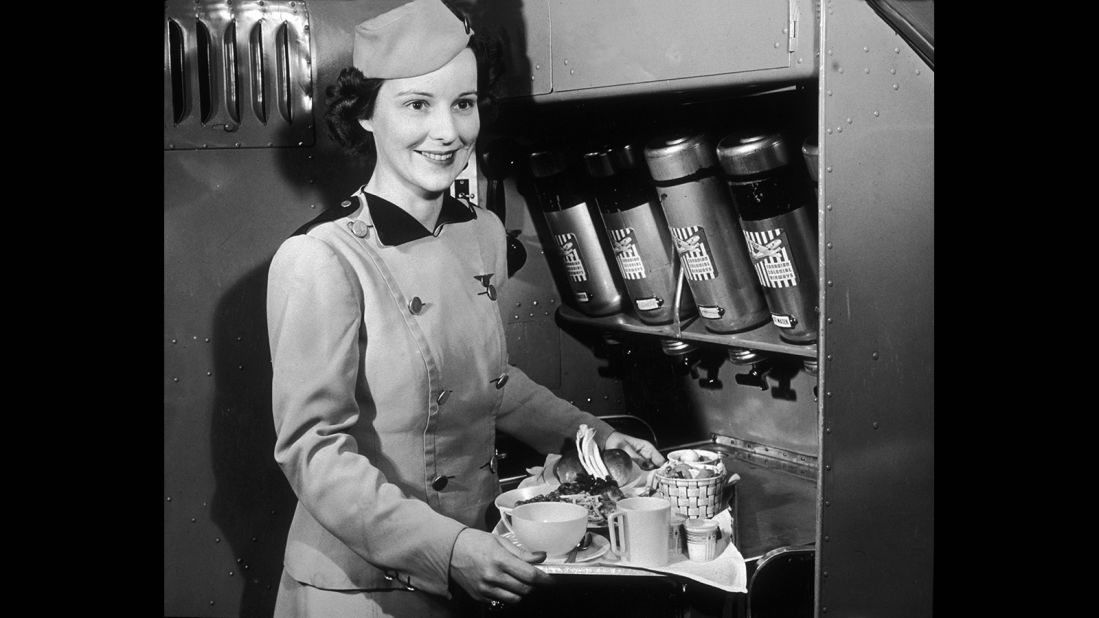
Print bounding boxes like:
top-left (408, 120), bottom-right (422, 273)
top-left (699, 305), bottom-right (726, 319)
top-left (635, 296), bottom-right (664, 311)
top-left (670, 226), bottom-right (719, 281)
top-left (553, 232), bottom-right (589, 282)
top-left (744, 228), bottom-right (798, 288)
top-left (575, 291), bottom-right (591, 303)
top-left (608, 227), bottom-right (646, 280)
top-left (771, 313), bottom-right (798, 329)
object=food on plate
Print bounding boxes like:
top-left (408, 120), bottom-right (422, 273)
top-left (515, 472), bottom-right (625, 526)
top-left (553, 449), bottom-right (585, 484)
top-left (601, 448), bottom-right (636, 486)
top-left (660, 462), bottom-right (722, 480)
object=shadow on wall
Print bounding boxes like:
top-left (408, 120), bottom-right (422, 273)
top-left (209, 260), bottom-right (296, 618)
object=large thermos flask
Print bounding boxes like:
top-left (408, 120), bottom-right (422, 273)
top-left (717, 133), bottom-right (819, 343)
top-left (644, 135), bottom-right (769, 333)
top-left (583, 145), bottom-right (696, 325)
top-left (528, 149), bottom-right (625, 316)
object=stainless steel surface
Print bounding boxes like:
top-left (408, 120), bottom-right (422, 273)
top-left (556, 305), bottom-right (816, 359)
top-left (543, 204), bottom-right (626, 316)
top-left (643, 135), bottom-right (719, 183)
top-left (658, 179), bottom-right (771, 333)
top-left (816, 0), bottom-right (934, 615)
top-left (716, 134), bottom-right (791, 176)
top-left (740, 207), bottom-right (819, 343)
top-left (710, 433), bottom-right (816, 481)
top-left (599, 204), bottom-right (688, 325)
top-left (164, 0), bottom-right (315, 150)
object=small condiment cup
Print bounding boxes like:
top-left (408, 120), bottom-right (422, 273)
top-left (684, 518), bottom-right (721, 562)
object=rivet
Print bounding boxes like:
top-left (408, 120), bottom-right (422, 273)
top-left (826, 204), bottom-right (833, 210)
top-left (298, 141), bottom-right (304, 147)
top-left (824, 465), bottom-right (831, 471)
top-left (229, 571), bottom-right (234, 577)
top-left (271, 510), bottom-right (276, 515)
top-left (204, 337), bottom-right (210, 343)
top-left (171, 339), bottom-right (177, 344)
top-left (532, 301), bottom-right (539, 306)
top-left (234, 142), bottom-right (241, 148)
top-left (826, 354), bottom-right (832, 361)
top-left (173, 377), bottom-right (180, 383)
top-left (244, 564), bottom-right (250, 570)
top-left (915, 68), bottom-right (921, 75)
top-left (209, 601), bottom-right (215, 606)
top-left (513, 315), bottom-right (520, 320)
top-left (193, 336), bottom-right (198, 341)
top-left (168, 144), bottom-right (175, 149)
top-left (267, 142), bottom-right (273, 147)
top-left (826, 89), bottom-right (832, 96)
top-left (846, 117), bottom-right (852, 124)
top-left (207, 371), bottom-right (212, 376)
top-left (874, 110), bottom-right (880, 117)
top-left (202, 144), bottom-right (208, 149)
top-left (238, 365), bottom-right (244, 371)
top-left (872, 352), bottom-right (879, 360)
top-left (531, 75), bottom-right (535, 81)
top-left (774, 42), bottom-right (780, 48)
top-left (863, 46), bottom-right (869, 52)
top-left (890, 68), bottom-right (896, 75)
top-left (823, 608), bottom-right (829, 614)
top-left (237, 336), bottom-right (242, 341)
top-left (782, 27), bottom-right (788, 34)
top-left (894, 47), bottom-right (900, 53)
top-left (826, 391), bottom-right (832, 398)
top-left (826, 242), bottom-right (833, 249)
top-left (570, 69), bottom-right (575, 75)
top-left (836, 127), bottom-right (842, 133)
top-left (166, 496), bottom-right (172, 502)
top-left (252, 537), bottom-right (257, 543)
top-left (544, 311), bottom-right (549, 316)
top-left (827, 49), bottom-right (833, 55)
top-left (826, 166), bottom-right (833, 173)
top-left (873, 422), bottom-right (880, 429)
top-left (236, 558), bottom-right (244, 565)
top-left (827, 318), bottom-right (833, 324)
top-left (529, 312), bottom-right (535, 318)
top-left (311, 204), bottom-right (316, 209)
top-left (825, 427), bottom-right (831, 433)
top-left (191, 517), bottom-right (197, 523)
top-left (827, 280), bottom-right (833, 287)
top-left (892, 83), bottom-right (899, 90)
top-left (864, 67), bottom-right (870, 74)
top-left (825, 500), bottom-right (831, 507)
top-left (797, 58), bottom-right (803, 64)
top-left (564, 59), bottom-right (569, 65)
top-left (215, 537), bottom-right (221, 543)
top-left (826, 128), bottom-right (832, 134)
top-left (536, 64), bottom-right (541, 70)
top-left (838, 67), bottom-right (844, 73)
top-left (824, 536), bottom-right (830, 542)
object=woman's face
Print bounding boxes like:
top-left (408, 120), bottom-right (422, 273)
top-left (360, 47), bottom-right (480, 200)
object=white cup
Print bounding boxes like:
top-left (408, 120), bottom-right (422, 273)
top-left (608, 497), bottom-right (672, 567)
top-left (500, 502), bottom-right (588, 557)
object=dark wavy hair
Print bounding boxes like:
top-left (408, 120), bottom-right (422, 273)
top-left (324, 26), bottom-right (505, 158)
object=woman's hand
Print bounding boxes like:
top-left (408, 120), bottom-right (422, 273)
top-left (449, 528), bottom-right (555, 605)
top-left (604, 431), bottom-right (666, 470)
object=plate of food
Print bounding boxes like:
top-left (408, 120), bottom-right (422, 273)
top-left (495, 424), bottom-right (651, 528)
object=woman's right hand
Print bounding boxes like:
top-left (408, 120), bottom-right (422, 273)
top-left (449, 528), bottom-right (555, 605)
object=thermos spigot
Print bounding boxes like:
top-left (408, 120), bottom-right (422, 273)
top-left (733, 360), bottom-right (772, 390)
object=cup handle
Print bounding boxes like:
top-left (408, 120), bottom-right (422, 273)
top-left (500, 509), bottom-right (516, 536)
top-left (608, 512), bottom-right (626, 558)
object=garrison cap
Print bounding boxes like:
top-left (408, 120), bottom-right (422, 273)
top-left (352, 0), bottom-right (473, 79)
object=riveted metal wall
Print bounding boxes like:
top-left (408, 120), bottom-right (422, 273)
top-left (816, 0), bottom-right (934, 615)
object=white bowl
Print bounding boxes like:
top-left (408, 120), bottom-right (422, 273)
top-left (502, 502), bottom-right (588, 557)
top-left (494, 483), bottom-right (559, 518)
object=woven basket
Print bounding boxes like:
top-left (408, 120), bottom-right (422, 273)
top-left (653, 470), bottom-right (725, 519)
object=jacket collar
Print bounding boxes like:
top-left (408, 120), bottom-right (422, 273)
top-left (362, 190), bottom-right (476, 247)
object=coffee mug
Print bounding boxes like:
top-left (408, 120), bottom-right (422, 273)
top-left (608, 496), bottom-right (671, 567)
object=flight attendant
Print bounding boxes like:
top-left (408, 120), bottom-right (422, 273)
top-left (266, 1), bottom-right (665, 615)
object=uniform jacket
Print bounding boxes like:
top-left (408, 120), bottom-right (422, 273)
top-left (266, 187), bottom-right (614, 597)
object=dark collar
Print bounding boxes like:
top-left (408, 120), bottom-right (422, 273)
top-left (364, 191), bottom-right (476, 246)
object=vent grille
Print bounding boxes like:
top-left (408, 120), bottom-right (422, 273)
top-left (164, 0), bottom-right (314, 150)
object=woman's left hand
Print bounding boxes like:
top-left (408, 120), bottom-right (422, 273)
top-left (604, 431), bottom-right (666, 469)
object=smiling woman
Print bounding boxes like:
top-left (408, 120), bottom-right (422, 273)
top-left (264, 1), bottom-right (665, 617)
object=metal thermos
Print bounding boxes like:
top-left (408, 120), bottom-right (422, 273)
top-left (644, 135), bottom-right (769, 333)
top-left (583, 145), bottom-right (696, 325)
top-left (528, 150), bottom-right (625, 316)
top-left (801, 136), bottom-right (820, 186)
top-left (717, 132), bottom-right (819, 343)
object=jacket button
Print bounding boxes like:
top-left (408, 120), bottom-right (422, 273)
top-left (493, 373), bottom-right (509, 389)
top-left (436, 390), bottom-right (450, 405)
top-left (431, 475), bottom-right (450, 491)
top-left (341, 200), bottom-right (352, 208)
top-left (348, 220), bottom-right (370, 238)
top-left (408, 297), bottom-right (424, 314)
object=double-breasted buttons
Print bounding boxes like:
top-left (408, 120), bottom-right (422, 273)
top-left (436, 390), bottom-right (451, 405)
top-left (341, 200), bottom-right (353, 208)
top-left (408, 297), bottom-right (424, 314)
top-left (431, 475), bottom-right (452, 491)
top-left (492, 373), bottom-right (509, 389)
top-left (347, 220), bottom-right (371, 238)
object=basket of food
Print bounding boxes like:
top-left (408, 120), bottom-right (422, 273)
top-left (652, 449), bottom-right (728, 519)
